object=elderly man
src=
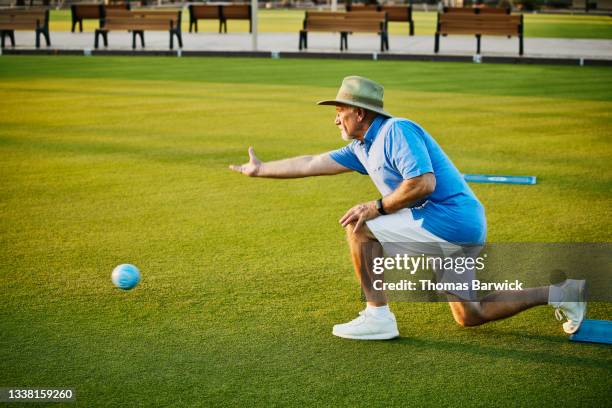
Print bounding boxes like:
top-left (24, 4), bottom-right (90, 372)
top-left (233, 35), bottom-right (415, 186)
top-left (229, 76), bottom-right (586, 340)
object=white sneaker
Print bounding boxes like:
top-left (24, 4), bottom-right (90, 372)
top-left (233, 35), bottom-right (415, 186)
top-left (552, 279), bottom-right (587, 334)
top-left (332, 310), bottom-right (399, 340)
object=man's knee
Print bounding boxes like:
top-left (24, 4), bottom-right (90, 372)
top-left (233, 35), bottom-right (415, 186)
top-left (345, 222), bottom-right (375, 243)
top-left (448, 301), bottom-right (485, 327)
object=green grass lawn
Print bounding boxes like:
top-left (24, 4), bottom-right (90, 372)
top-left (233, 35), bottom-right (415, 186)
top-left (48, 9), bottom-right (612, 38)
top-left (0, 56), bottom-right (611, 406)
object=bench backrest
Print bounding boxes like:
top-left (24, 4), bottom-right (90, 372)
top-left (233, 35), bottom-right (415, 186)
top-left (106, 3), bottom-right (131, 11)
top-left (72, 4), bottom-right (103, 19)
top-left (0, 8), bottom-right (48, 29)
top-left (444, 6), bottom-right (511, 14)
top-left (347, 4), bottom-right (411, 21)
top-left (103, 9), bottom-right (181, 30)
top-left (306, 17), bottom-right (384, 33)
top-left (222, 4), bottom-right (250, 19)
top-left (306, 10), bottom-right (386, 20)
top-left (304, 12), bottom-right (385, 33)
top-left (189, 4), bottom-right (220, 19)
top-left (381, 5), bottom-right (412, 21)
top-left (346, 4), bottom-right (378, 11)
top-left (438, 13), bottom-right (522, 36)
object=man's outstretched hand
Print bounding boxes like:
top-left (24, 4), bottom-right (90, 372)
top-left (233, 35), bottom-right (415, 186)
top-left (229, 147), bottom-right (262, 177)
top-left (340, 202), bottom-right (379, 233)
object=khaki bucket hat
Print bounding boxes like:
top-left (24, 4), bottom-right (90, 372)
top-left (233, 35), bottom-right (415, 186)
top-left (317, 76), bottom-right (392, 117)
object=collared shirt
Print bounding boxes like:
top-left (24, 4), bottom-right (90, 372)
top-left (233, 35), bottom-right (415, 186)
top-left (329, 115), bottom-right (486, 245)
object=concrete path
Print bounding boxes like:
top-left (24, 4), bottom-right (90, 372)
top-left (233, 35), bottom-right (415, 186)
top-left (4, 30), bottom-right (612, 61)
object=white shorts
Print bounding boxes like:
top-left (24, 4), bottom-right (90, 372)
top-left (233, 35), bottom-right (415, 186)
top-left (366, 208), bottom-right (481, 301)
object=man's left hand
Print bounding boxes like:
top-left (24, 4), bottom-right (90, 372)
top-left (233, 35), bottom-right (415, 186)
top-left (340, 201), bottom-right (379, 233)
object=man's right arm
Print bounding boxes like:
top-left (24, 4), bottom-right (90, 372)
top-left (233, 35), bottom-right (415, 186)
top-left (229, 147), bottom-right (351, 178)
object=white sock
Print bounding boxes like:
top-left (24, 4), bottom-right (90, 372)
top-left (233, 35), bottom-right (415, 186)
top-left (548, 284), bottom-right (564, 306)
top-left (366, 304), bottom-right (391, 318)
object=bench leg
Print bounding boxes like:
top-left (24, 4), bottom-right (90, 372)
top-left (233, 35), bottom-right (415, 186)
top-left (170, 30), bottom-right (182, 50)
top-left (132, 32), bottom-right (137, 49)
top-left (79, 20), bottom-right (83, 33)
top-left (71, 18), bottom-right (76, 33)
top-left (434, 33), bottom-right (439, 53)
top-left (340, 32), bottom-right (348, 51)
top-left (409, 21), bottom-right (414, 36)
top-left (299, 31), bottom-right (309, 50)
top-left (96, 30), bottom-right (108, 49)
top-left (37, 28), bottom-right (50, 47)
top-left (0, 31), bottom-right (13, 48)
top-left (176, 31), bottom-right (183, 49)
top-left (189, 20), bottom-right (193, 33)
top-left (519, 34), bottom-right (523, 56)
top-left (476, 34), bottom-right (481, 54)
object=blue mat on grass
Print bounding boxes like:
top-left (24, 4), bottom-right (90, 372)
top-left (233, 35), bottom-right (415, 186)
top-left (569, 320), bottom-right (612, 345)
top-left (463, 174), bottom-right (537, 185)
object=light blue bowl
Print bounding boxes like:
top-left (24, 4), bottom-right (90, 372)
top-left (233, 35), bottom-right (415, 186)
top-left (112, 264), bottom-right (141, 290)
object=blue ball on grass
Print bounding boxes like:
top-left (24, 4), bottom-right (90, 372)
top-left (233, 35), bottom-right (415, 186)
top-left (112, 264), bottom-right (141, 290)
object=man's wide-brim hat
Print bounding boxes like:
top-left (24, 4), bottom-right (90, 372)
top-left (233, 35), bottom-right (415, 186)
top-left (317, 76), bottom-right (392, 117)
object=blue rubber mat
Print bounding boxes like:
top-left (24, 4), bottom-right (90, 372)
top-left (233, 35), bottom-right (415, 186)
top-left (463, 174), bottom-right (537, 185)
top-left (569, 320), bottom-right (612, 345)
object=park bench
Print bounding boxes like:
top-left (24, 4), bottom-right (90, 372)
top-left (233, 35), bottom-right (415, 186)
top-left (13, 0), bottom-right (50, 6)
top-left (188, 4), bottom-right (221, 33)
top-left (443, 6), bottom-right (511, 14)
top-left (71, 3), bottom-right (130, 33)
top-left (434, 12), bottom-right (524, 55)
top-left (188, 3), bottom-right (251, 34)
top-left (346, 4), bottom-right (414, 36)
top-left (0, 8), bottom-right (50, 48)
top-left (219, 4), bottom-right (251, 33)
top-left (299, 11), bottom-right (388, 52)
top-left (94, 9), bottom-right (182, 50)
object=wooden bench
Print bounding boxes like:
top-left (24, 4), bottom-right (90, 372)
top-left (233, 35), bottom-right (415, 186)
top-left (188, 4), bottom-right (221, 33)
top-left (299, 11), bottom-right (388, 52)
top-left (94, 9), bottom-right (182, 50)
top-left (188, 3), bottom-right (251, 34)
top-left (220, 4), bottom-right (251, 33)
top-left (347, 4), bottom-right (414, 36)
top-left (71, 3), bottom-right (130, 33)
top-left (14, 0), bottom-right (50, 6)
top-left (0, 8), bottom-right (50, 48)
top-left (443, 6), bottom-right (511, 14)
top-left (434, 12), bottom-right (523, 55)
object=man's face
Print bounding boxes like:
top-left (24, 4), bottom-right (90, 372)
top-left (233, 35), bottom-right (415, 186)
top-left (335, 105), bottom-right (360, 142)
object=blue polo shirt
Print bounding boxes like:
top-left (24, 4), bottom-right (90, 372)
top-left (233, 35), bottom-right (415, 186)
top-left (329, 115), bottom-right (486, 245)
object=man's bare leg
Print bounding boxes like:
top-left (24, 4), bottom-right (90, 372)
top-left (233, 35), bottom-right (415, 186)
top-left (447, 287), bottom-right (549, 327)
top-left (344, 222), bottom-right (386, 306)
top-left (332, 223), bottom-right (399, 339)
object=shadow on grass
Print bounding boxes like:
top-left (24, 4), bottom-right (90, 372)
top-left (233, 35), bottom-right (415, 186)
top-left (389, 334), bottom-right (611, 370)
